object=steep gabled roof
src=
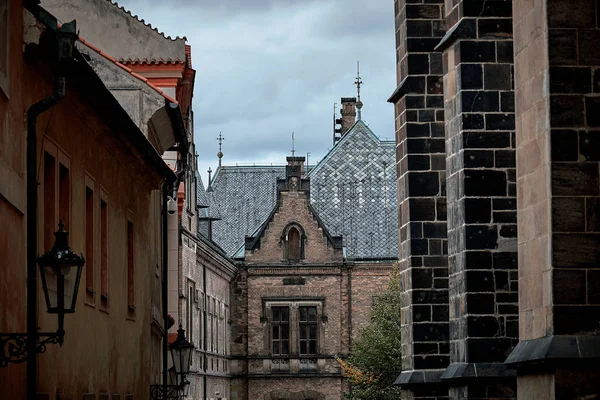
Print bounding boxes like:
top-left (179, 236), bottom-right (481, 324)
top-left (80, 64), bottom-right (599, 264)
top-left (77, 37), bottom-right (178, 104)
top-left (307, 120), bottom-right (398, 259)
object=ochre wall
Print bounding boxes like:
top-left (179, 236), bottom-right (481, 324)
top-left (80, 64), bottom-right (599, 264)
top-left (0, 3), bottom-right (164, 398)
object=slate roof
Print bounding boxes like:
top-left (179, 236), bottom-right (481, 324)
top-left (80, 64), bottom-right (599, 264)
top-left (202, 120), bottom-right (398, 259)
top-left (208, 166), bottom-right (286, 255)
top-left (307, 120), bottom-right (397, 258)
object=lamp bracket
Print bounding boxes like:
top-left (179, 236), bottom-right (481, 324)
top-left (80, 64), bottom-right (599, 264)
top-left (0, 330), bottom-right (64, 367)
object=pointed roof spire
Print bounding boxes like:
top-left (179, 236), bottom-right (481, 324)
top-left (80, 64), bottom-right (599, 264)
top-left (354, 61), bottom-right (364, 120)
top-left (217, 132), bottom-right (224, 168)
top-left (207, 167), bottom-right (213, 191)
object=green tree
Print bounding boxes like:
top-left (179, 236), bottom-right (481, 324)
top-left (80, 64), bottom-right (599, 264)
top-left (337, 266), bottom-right (402, 399)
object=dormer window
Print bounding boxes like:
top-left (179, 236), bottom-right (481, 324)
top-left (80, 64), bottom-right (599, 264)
top-left (282, 223), bottom-right (305, 261)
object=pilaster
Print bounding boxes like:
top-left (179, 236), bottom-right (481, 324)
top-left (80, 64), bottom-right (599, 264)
top-left (389, 1), bottom-right (449, 398)
top-left (438, 1), bottom-right (518, 398)
top-left (508, 0), bottom-right (600, 397)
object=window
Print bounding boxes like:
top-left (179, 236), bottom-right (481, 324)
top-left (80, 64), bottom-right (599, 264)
top-left (85, 185), bottom-right (94, 296)
top-left (282, 223), bottom-right (305, 260)
top-left (299, 306), bottom-right (317, 355)
top-left (127, 220), bottom-right (134, 310)
top-left (271, 306), bottom-right (289, 355)
top-left (0, 0), bottom-right (8, 97)
top-left (100, 197), bottom-right (108, 306)
top-left (58, 164), bottom-right (70, 229)
top-left (43, 152), bottom-right (56, 250)
top-left (187, 281), bottom-right (194, 344)
top-left (288, 227), bottom-right (301, 259)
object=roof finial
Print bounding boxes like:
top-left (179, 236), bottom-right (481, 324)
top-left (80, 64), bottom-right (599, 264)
top-left (291, 132), bottom-right (295, 156)
top-left (216, 132), bottom-right (224, 168)
top-left (354, 61), bottom-right (364, 120)
top-left (207, 167), bottom-right (213, 190)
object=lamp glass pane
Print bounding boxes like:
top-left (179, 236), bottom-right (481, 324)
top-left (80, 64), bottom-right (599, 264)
top-left (172, 348), bottom-right (183, 374)
top-left (63, 264), bottom-right (82, 312)
top-left (42, 265), bottom-right (59, 310)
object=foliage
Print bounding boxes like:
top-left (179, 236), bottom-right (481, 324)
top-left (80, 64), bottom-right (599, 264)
top-left (337, 265), bottom-right (402, 399)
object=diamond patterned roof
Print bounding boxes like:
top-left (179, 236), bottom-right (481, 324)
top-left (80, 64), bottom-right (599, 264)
top-left (209, 166), bottom-right (286, 255)
top-left (204, 121), bottom-right (398, 258)
top-left (308, 120), bottom-right (397, 258)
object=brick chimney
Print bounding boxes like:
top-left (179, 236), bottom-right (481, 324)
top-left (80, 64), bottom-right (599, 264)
top-left (340, 97), bottom-right (357, 134)
top-left (285, 156), bottom-right (305, 191)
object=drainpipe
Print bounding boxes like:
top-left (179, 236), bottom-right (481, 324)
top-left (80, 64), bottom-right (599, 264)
top-left (26, 22), bottom-right (77, 400)
top-left (162, 180), bottom-right (170, 398)
top-left (203, 263), bottom-right (207, 400)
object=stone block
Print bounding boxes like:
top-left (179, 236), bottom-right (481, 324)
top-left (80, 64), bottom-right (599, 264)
top-left (408, 54), bottom-right (431, 75)
top-left (465, 270), bottom-right (495, 292)
top-left (406, 4), bottom-right (442, 19)
top-left (414, 304), bottom-right (432, 322)
top-left (407, 123), bottom-right (431, 137)
top-left (411, 198), bottom-right (437, 220)
top-left (553, 233), bottom-right (600, 268)
top-left (497, 41), bottom-right (514, 63)
top-left (486, 114), bottom-right (515, 131)
top-left (460, 64), bottom-right (483, 90)
top-left (463, 113), bottom-right (485, 129)
top-left (553, 305), bottom-right (600, 334)
top-left (552, 197), bottom-right (585, 232)
top-left (550, 67), bottom-right (592, 94)
top-left (587, 270), bottom-right (600, 304)
top-left (550, 95), bottom-right (585, 127)
top-left (408, 154), bottom-right (431, 170)
top-left (549, 29), bottom-right (578, 65)
top-left (500, 91), bottom-right (515, 112)
top-left (553, 269), bottom-right (587, 304)
top-left (467, 316), bottom-right (502, 337)
top-left (409, 171), bottom-right (442, 196)
top-left (466, 293), bottom-right (495, 314)
top-left (414, 322), bottom-right (450, 342)
top-left (461, 91), bottom-right (500, 112)
top-left (579, 131), bottom-right (600, 161)
top-left (551, 130), bottom-right (579, 161)
top-left (551, 163), bottom-right (599, 196)
top-left (548, 0), bottom-right (596, 28)
top-left (464, 170), bottom-right (507, 196)
top-left (464, 198), bottom-right (492, 223)
top-left (484, 64), bottom-right (513, 91)
top-left (407, 19), bottom-right (433, 37)
top-left (478, 19), bottom-right (513, 39)
top-left (460, 41), bottom-right (496, 63)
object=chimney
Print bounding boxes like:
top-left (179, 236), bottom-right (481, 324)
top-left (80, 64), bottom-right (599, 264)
top-left (286, 156), bottom-right (305, 192)
top-left (340, 97), bottom-right (356, 135)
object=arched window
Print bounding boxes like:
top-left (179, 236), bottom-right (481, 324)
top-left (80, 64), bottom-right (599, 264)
top-left (288, 227), bottom-right (301, 260)
top-left (282, 223), bottom-right (305, 261)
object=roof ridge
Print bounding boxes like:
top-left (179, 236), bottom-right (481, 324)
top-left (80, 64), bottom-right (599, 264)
top-left (78, 36), bottom-right (178, 104)
top-left (117, 57), bottom-right (185, 65)
top-left (107, 0), bottom-right (187, 42)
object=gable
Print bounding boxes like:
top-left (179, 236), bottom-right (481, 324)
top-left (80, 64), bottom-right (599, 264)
top-left (244, 190), bottom-right (342, 264)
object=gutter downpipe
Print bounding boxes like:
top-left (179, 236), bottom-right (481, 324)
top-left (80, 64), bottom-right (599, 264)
top-left (26, 77), bottom-right (66, 400)
top-left (162, 180), bottom-right (170, 398)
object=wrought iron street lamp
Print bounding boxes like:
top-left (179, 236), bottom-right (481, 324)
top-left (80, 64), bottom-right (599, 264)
top-left (0, 222), bottom-right (84, 367)
top-left (150, 326), bottom-right (193, 400)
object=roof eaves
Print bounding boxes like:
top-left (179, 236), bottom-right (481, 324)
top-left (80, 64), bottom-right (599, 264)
top-left (77, 37), bottom-right (178, 104)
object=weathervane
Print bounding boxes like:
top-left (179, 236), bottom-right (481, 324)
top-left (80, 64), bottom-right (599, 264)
top-left (355, 61), bottom-right (364, 120)
top-left (216, 132), bottom-right (224, 168)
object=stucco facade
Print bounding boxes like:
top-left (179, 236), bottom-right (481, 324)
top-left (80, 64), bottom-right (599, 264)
top-left (0, 2), bottom-right (174, 398)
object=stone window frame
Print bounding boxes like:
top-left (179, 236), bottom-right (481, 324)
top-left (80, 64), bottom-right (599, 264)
top-left (262, 297), bottom-right (326, 358)
top-left (280, 222), bottom-right (306, 261)
top-left (0, 0), bottom-right (8, 98)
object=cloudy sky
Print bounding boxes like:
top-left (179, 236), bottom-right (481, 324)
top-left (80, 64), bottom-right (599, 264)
top-left (116, 0), bottom-right (396, 183)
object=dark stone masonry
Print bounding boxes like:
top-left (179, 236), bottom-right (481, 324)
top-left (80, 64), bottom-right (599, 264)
top-left (391, 0), bottom-right (600, 398)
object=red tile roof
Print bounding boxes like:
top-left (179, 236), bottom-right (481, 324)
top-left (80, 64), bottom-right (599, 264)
top-left (78, 36), bottom-right (178, 104)
top-left (118, 57), bottom-right (185, 65)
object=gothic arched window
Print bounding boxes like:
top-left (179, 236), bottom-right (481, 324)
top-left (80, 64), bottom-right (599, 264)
top-left (282, 223), bottom-right (305, 261)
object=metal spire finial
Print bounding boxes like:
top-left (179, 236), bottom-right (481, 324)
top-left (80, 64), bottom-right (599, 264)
top-left (216, 132), bottom-right (224, 168)
top-left (291, 132), bottom-right (295, 156)
top-left (354, 61), bottom-right (364, 120)
top-left (207, 167), bottom-right (213, 188)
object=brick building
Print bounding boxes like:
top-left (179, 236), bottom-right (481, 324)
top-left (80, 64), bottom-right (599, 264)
top-left (390, 0), bottom-right (600, 398)
top-left (199, 96), bottom-right (396, 398)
